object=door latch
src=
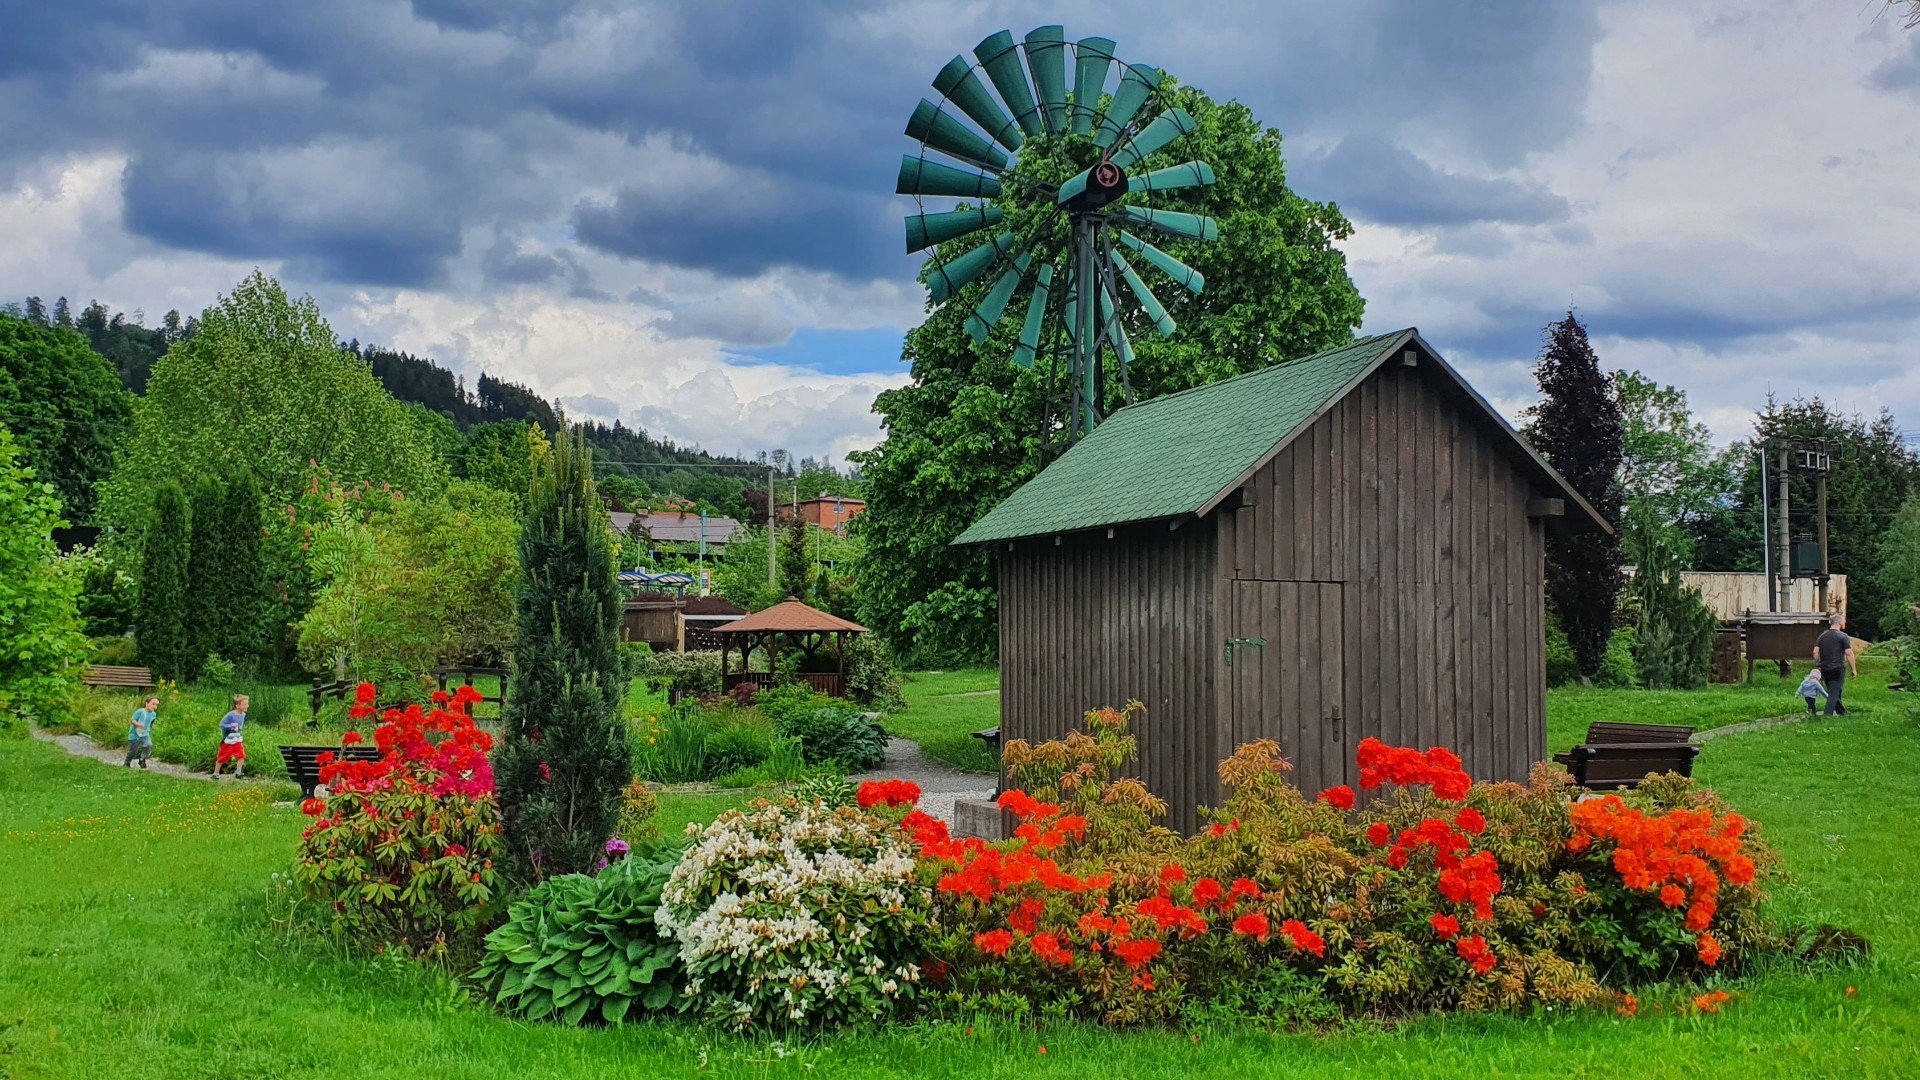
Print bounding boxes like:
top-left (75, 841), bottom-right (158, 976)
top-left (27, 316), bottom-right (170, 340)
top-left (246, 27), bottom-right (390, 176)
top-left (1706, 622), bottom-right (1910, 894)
top-left (1224, 637), bottom-right (1266, 666)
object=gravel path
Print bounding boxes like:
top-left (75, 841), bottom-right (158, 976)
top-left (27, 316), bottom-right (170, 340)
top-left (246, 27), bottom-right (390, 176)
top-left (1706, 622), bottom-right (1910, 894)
top-left (853, 738), bottom-right (995, 827)
top-left (31, 728), bottom-right (229, 781)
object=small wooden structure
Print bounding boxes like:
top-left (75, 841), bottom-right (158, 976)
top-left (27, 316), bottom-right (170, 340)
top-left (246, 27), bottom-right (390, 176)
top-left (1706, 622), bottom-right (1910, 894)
top-left (956, 329), bottom-right (1610, 832)
top-left (621, 592), bottom-right (746, 651)
top-left (713, 599), bottom-right (868, 700)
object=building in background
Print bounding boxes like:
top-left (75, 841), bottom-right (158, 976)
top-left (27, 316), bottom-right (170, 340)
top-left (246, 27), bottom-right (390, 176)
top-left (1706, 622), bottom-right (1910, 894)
top-left (609, 508), bottom-right (746, 559)
top-left (774, 496), bottom-right (865, 535)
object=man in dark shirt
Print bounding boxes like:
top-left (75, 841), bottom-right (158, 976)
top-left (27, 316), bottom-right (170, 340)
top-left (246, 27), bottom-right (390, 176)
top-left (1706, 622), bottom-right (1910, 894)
top-left (1812, 613), bottom-right (1856, 716)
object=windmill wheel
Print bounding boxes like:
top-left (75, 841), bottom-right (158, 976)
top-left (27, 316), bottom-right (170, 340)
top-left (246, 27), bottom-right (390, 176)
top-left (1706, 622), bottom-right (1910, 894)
top-left (897, 25), bottom-right (1219, 448)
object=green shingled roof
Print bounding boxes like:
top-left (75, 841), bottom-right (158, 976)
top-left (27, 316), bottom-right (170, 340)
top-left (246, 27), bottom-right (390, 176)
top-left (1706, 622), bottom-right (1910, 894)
top-left (955, 330), bottom-right (1415, 545)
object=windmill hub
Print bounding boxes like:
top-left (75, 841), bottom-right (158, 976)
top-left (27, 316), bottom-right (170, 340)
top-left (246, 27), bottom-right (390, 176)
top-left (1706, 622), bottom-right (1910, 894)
top-left (897, 25), bottom-right (1220, 447)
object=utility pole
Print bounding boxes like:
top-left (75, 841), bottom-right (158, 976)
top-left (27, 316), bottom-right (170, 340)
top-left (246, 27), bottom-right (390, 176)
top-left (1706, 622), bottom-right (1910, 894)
top-left (1776, 444), bottom-right (1792, 613)
top-left (766, 450), bottom-right (785, 588)
top-left (1761, 445), bottom-right (1774, 612)
top-left (1816, 461), bottom-right (1830, 613)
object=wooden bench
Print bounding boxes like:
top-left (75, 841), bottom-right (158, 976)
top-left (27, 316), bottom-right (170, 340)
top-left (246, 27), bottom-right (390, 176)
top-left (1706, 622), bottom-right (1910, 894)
top-left (278, 744), bottom-right (384, 800)
top-left (82, 665), bottom-right (154, 690)
top-left (1553, 722), bottom-right (1699, 789)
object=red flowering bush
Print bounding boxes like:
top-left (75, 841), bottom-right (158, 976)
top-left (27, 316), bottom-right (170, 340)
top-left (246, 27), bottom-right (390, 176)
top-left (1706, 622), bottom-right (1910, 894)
top-left (292, 682), bottom-right (503, 961)
top-left (873, 705), bottom-right (1801, 1028)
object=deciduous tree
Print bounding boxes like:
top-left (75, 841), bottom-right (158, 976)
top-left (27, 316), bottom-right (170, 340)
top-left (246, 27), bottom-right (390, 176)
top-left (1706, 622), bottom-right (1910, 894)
top-left (0, 312), bottom-right (133, 521)
top-left (0, 428), bottom-right (87, 735)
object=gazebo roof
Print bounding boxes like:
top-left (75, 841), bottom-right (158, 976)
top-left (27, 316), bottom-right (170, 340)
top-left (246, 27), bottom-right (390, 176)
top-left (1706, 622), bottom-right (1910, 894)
top-left (711, 599), bottom-right (868, 635)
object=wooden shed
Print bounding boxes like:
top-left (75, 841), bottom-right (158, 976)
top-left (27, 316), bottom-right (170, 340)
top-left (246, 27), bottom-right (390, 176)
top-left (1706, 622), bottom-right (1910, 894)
top-left (955, 329), bottom-right (1609, 832)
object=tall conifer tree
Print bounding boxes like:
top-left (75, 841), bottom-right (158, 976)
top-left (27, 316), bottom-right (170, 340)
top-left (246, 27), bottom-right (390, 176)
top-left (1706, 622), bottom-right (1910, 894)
top-left (185, 477), bottom-right (226, 677)
top-left (137, 482), bottom-right (193, 680)
top-left (1527, 313), bottom-right (1625, 679)
top-left (496, 429), bottom-right (630, 878)
top-left (214, 472), bottom-right (267, 663)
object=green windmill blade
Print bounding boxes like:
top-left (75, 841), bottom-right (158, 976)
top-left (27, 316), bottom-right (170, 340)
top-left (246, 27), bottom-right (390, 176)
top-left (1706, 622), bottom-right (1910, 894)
top-left (974, 31), bottom-right (1045, 140)
top-left (1108, 108), bottom-right (1197, 170)
top-left (1121, 206), bottom-right (1219, 242)
top-left (1023, 26), bottom-right (1069, 135)
top-left (967, 253), bottom-right (1034, 343)
top-left (1109, 250), bottom-right (1175, 338)
top-left (1117, 230), bottom-right (1205, 293)
top-left (1012, 262), bottom-right (1056, 367)
top-left (1093, 65), bottom-right (1162, 149)
top-left (906, 99), bottom-right (1010, 173)
top-left (905, 207), bottom-right (1003, 254)
top-left (897, 156), bottom-right (1004, 199)
top-left (1071, 37), bottom-right (1116, 136)
top-left (1096, 284), bottom-right (1134, 391)
top-left (932, 56), bottom-right (1023, 153)
top-left (1125, 161), bottom-right (1214, 196)
top-left (927, 232), bottom-right (1018, 304)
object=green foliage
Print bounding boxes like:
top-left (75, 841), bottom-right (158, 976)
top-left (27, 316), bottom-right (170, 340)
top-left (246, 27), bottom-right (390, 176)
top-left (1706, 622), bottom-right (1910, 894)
top-left (1874, 496), bottom-right (1920, 637)
top-left (773, 705), bottom-right (889, 771)
top-left (67, 545), bottom-right (134, 636)
top-left (1614, 371), bottom-right (1737, 533)
top-left (136, 481), bottom-right (193, 681)
top-left (458, 420), bottom-right (551, 501)
top-left (97, 271), bottom-right (449, 560)
top-left (1526, 313), bottom-right (1624, 678)
top-left (497, 429), bottom-right (632, 878)
top-left (844, 634), bottom-right (906, 711)
top-left (654, 706), bottom-right (708, 784)
top-left (777, 514), bottom-right (813, 601)
top-left (0, 312), bottom-right (133, 522)
top-left (701, 714), bottom-right (775, 777)
top-left (296, 480), bottom-right (520, 677)
top-left (183, 478), bottom-right (225, 680)
top-left (614, 778), bottom-right (660, 844)
top-left (0, 429), bottom-right (86, 735)
top-left (1625, 503), bottom-right (1719, 690)
top-left (711, 736), bottom-right (809, 788)
top-left (792, 771), bottom-right (858, 810)
top-left (212, 472), bottom-right (269, 663)
top-left (854, 85), bottom-right (1366, 663)
top-left (476, 848), bottom-right (683, 1025)
top-left (636, 650), bottom-right (723, 697)
top-left (87, 634), bottom-right (138, 665)
top-left (710, 525), bottom-right (780, 610)
top-left (200, 654), bottom-right (236, 687)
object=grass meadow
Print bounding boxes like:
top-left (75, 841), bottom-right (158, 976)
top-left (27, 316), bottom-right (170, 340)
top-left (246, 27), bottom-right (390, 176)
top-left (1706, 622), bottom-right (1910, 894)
top-left (3, 658), bottom-right (1916, 1077)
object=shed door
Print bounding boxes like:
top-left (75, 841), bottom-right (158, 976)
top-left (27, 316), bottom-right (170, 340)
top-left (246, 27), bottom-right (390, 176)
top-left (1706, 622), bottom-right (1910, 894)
top-left (1228, 580), bottom-right (1347, 789)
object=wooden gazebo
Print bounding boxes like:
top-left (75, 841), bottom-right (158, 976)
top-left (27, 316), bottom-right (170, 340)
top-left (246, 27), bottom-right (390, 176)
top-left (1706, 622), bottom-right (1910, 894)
top-left (713, 599), bottom-right (868, 700)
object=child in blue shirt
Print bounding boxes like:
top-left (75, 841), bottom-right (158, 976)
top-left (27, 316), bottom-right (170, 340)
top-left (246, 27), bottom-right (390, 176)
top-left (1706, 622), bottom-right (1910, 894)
top-left (124, 696), bottom-right (158, 768)
top-left (1797, 669), bottom-right (1827, 716)
top-left (213, 694), bottom-right (249, 778)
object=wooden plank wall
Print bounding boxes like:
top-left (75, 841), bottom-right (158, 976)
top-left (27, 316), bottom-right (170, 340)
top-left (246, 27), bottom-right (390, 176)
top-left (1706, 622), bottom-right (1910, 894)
top-left (1214, 359), bottom-right (1548, 793)
top-left (999, 519), bottom-right (1220, 832)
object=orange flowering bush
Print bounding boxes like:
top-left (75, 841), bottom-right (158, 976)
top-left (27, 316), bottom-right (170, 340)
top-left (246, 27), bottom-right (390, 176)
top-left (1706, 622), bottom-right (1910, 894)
top-left (871, 705), bottom-right (1801, 1028)
top-left (292, 682), bottom-right (503, 962)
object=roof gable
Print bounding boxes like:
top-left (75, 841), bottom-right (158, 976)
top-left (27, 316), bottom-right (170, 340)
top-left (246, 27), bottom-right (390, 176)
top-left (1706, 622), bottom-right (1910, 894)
top-left (953, 328), bottom-right (1607, 546)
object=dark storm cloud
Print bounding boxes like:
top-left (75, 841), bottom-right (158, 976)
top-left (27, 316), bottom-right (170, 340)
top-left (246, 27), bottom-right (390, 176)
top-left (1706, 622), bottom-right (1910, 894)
top-left (0, 0), bottom-right (1603, 287)
top-left (1294, 136), bottom-right (1570, 227)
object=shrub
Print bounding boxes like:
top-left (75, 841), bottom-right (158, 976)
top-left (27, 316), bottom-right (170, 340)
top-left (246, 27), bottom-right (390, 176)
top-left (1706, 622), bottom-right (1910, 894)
top-left (702, 714), bottom-right (774, 778)
top-left (89, 634), bottom-right (139, 666)
top-left (777, 706), bottom-right (889, 771)
top-left (249, 683), bottom-right (300, 729)
top-left (793, 771), bottom-right (857, 809)
top-left (656, 705), bottom-right (708, 784)
top-left (201, 654), bottom-right (236, 687)
top-left (475, 846), bottom-right (682, 1025)
top-left (658, 797), bottom-right (932, 1030)
top-left (614, 778), bottom-right (660, 843)
top-left (754, 680), bottom-right (825, 725)
top-left (639, 650), bottom-right (723, 697)
top-left (294, 683), bottom-right (502, 961)
top-left (713, 736), bottom-right (809, 788)
top-left (844, 635), bottom-right (906, 711)
top-left (0, 429), bottom-right (87, 736)
top-left (886, 703), bottom-right (1800, 1027)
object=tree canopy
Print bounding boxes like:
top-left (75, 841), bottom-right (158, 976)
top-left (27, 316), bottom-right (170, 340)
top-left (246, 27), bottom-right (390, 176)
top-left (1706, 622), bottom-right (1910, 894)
top-left (0, 427), bottom-right (86, 735)
top-left (854, 85), bottom-right (1366, 663)
top-left (98, 272), bottom-right (449, 544)
top-left (0, 312), bottom-right (133, 521)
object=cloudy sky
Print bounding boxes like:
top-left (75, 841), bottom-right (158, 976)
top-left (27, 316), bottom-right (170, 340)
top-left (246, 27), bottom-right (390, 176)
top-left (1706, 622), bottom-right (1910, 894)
top-left (3, 0), bottom-right (1916, 461)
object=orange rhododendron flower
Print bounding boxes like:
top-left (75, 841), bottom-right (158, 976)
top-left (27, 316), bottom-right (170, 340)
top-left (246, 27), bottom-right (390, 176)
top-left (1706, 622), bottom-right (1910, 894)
top-left (974, 929), bottom-right (1013, 956)
top-left (1318, 785), bottom-right (1356, 810)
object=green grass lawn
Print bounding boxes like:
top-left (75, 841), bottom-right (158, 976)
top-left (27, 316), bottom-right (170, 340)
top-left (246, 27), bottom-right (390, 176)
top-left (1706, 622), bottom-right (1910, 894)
top-left (4, 679), bottom-right (1918, 1078)
top-left (885, 668), bottom-right (1001, 773)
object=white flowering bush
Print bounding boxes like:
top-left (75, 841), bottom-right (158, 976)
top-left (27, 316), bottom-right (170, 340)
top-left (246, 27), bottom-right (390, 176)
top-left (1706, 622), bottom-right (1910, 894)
top-left (657, 797), bottom-right (933, 1029)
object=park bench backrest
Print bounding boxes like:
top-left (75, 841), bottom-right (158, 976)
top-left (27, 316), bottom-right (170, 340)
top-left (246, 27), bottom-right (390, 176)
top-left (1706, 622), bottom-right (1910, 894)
top-left (1584, 721), bottom-right (1694, 745)
top-left (277, 744), bottom-right (383, 799)
top-left (82, 665), bottom-right (155, 689)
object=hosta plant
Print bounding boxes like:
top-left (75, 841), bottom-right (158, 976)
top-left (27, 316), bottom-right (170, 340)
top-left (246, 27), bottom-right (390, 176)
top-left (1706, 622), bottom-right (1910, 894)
top-left (658, 796), bottom-right (933, 1030)
top-left (475, 845), bottom-right (682, 1025)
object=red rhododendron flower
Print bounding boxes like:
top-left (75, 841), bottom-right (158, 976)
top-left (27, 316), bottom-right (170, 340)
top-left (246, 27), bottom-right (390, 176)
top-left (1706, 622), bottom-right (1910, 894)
top-left (1231, 912), bottom-right (1270, 941)
top-left (1453, 807), bottom-right (1486, 835)
top-left (1208, 822), bottom-right (1230, 837)
top-left (1159, 863), bottom-right (1187, 885)
top-left (1112, 937), bottom-right (1162, 969)
top-left (300, 797), bottom-right (327, 816)
top-left (537, 762), bottom-right (552, 782)
top-left (1229, 878), bottom-right (1262, 902)
top-left (1029, 932), bottom-right (1073, 965)
top-left (1318, 785), bottom-right (1356, 810)
top-left (974, 929), bottom-right (1013, 957)
top-left (1280, 918), bottom-right (1326, 957)
top-left (1366, 821), bottom-right (1392, 846)
top-left (1192, 877), bottom-right (1224, 909)
top-left (1659, 884), bottom-right (1686, 907)
top-left (1430, 913), bottom-right (1460, 939)
top-left (1455, 934), bottom-right (1496, 974)
top-left (1697, 932), bottom-right (1723, 966)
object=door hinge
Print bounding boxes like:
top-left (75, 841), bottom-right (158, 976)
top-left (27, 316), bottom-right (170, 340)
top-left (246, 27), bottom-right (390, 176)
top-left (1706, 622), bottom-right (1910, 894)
top-left (1224, 637), bottom-right (1266, 666)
